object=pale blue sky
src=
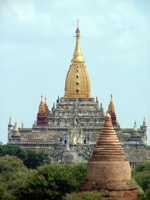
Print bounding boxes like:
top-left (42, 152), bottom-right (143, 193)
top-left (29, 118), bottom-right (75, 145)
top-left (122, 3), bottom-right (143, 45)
top-left (0, 0), bottom-right (150, 144)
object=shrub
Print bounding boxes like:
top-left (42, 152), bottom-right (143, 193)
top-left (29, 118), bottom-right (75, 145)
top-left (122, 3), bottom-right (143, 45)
top-left (63, 191), bottom-right (103, 200)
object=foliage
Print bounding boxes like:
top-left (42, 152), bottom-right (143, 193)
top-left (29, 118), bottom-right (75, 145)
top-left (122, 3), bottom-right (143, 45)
top-left (132, 161), bottom-right (150, 175)
top-left (13, 163), bottom-right (86, 200)
top-left (0, 155), bottom-right (27, 180)
top-left (0, 155), bottom-right (28, 200)
top-left (24, 150), bottom-right (50, 169)
top-left (63, 191), bottom-right (103, 200)
top-left (0, 145), bottom-right (26, 161)
top-left (132, 161), bottom-right (150, 191)
top-left (132, 161), bottom-right (150, 200)
top-left (0, 144), bottom-right (50, 169)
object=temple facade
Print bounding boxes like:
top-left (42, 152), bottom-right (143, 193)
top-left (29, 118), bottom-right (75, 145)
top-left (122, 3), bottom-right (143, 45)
top-left (8, 25), bottom-right (150, 167)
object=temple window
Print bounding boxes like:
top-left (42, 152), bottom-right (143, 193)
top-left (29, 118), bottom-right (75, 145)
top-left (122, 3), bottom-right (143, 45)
top-left (76, 89), bottom-right (79, 93)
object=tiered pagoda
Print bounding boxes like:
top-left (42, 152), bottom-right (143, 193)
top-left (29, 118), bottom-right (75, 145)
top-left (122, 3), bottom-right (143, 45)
top-left (80, 113), bottom-right (143, 199)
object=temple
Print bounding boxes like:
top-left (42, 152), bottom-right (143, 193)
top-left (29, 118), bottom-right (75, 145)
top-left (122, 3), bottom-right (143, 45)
top-left (8, 25), bottom-right (150, 167)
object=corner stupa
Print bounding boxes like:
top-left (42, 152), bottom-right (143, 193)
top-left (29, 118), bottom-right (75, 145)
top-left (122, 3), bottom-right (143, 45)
top-left (79, 113), bottom-right (143, 200)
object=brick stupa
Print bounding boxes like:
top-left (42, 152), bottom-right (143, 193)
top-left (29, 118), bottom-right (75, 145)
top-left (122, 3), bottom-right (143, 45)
top-left (80, 113), bottom-right (142, 200)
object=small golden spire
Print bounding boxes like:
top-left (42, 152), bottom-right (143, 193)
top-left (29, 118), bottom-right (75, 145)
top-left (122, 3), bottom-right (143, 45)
top-left (9, 115), bottom-right (12, 126)
top-left (39, 95), bottom-right (46, 113)
top-left (134, 121), bottom-right (137, 131)
top-left (143, 117), bottom-right (146, 126)
top-left (108, 94), bottom-right (115, 113)
top-left (45, 97), bottom-right (47, 104)
top-left (71, 20), bottom-right (85, 64)
top-left (44, 97), bottom-right (49, 114)
top-left (41, 95), bottom-right (43, 103)
top-left (14, 121), bottom-right (18, 131)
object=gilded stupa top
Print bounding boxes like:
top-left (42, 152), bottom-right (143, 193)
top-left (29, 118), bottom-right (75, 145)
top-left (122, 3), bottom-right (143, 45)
top-left (71, 21), bottom-right (85, 64)
top-left (64, 23), bottom-right (91, 98)
top-left (108, 94), bottom-right (115, 113)
top-left (44, 97), bottom-right (49, 114)
top-left (39, 95), bottom-right (46, 113)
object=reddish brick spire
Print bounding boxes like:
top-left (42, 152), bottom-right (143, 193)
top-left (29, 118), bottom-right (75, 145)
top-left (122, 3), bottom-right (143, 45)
top-left (37, 96), bottom-right (48, 126)
top-left (91, 113), bottom-right (124, 162)
top-left (79, 113), bottom-right (142, 199)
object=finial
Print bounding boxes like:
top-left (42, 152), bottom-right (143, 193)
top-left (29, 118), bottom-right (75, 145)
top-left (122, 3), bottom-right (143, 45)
top-left (14, 121), bottom-right (18, 130)
top-left (111, 94), bottom-right (113, 101)
top-left (45, 97), bottom-right (47, 104)
top-left (143, 117), bottom-right (146, 126)
top-left (21, 121), bottom-right (24, 128)
top-left (41, 95), bottom-right (43, 103)
top-left (71, 21), bottom-right (85, 64)
top-left (9, 115), bottom-right (12, 126)
top-left (108, 95), bottom-right (115, 113)
top-left (77, 19), bottom-right (79, 29)
top-left (134, 121), bottom-right (137, 131)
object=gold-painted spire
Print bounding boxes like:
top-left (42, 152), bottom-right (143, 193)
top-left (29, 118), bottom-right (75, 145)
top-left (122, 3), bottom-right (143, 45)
top-left (14, 121), bottom-right (18, 131)
top-left (44, 97), bottom-right (49, 114)
top-left (64, 23), bottom-right (91, 98)
top-left (134, 121), bottom-right (137, 131)
top-left (39, 95), bottom-right (46, 113)
top-left (71, 20), bottom-right (85, 64)
top-left (108, 94), bottom-right (115, 113)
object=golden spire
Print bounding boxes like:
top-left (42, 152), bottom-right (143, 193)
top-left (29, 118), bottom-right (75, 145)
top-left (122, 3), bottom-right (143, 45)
top-left (134, 121), bottom-right (137, 131)
top-left (71, 20), bottom-right (85, 64)
top-left (39, 95), bottom-right (46, 113)
top-left (14, 121), bottom-right (18, 131)
top-left (108, 94), bottom-right (115, 113)
top-left (44, 97), bottom-right (49, 114)
top-left (64, 23), bottom-right (91, 98)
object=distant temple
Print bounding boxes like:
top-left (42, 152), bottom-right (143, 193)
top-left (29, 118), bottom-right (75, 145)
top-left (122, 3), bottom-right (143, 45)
top-left (8, 24), bottom-right (150, 167)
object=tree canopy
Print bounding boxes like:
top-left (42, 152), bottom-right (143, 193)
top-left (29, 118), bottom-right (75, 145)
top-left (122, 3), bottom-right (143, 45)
top-left (0, 144), bottom-right (50, 169)
top-left (132, 161), bottom-right (150, 200)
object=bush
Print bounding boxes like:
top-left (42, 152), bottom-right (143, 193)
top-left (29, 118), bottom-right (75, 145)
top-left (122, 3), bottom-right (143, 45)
top-left (132, 161), bottom-right (150, 200)
top-left (132, 161), bottom-right (150, 174)
top-left (23, 150), bottom-right (50, 169)
top-left (13, 163), bottom-right (86, 200)
top-left (63, 191), bottom-right (103, 200)
top-left (0, 145), bottom-right (50, 169)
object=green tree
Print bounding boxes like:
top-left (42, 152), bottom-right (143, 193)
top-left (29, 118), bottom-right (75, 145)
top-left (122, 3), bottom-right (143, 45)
top-left (0, 155), bottom-right (28, 200)
top-left (63, 191), bottom-right (103, 200)
top-left (0, 145), bottom-right (27, 161)
top-left (0, 145), bottom-right (50, 169)
top-left (13, 163), bottom-right (86, 200)
top-left (23, 150), bottom-right (50, 169)
top-left (132, 161), bottom-right (150, 200)
top-left (0, 155), bottom-right (27, 180)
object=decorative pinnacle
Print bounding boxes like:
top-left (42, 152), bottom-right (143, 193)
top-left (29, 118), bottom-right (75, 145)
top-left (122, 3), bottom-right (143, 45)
top-left (111, 94), bottom-right (113, 101)
top-left (143, 117), bottom-right (146, 126)
top-left (71, 21), bottom-right (85, 64)
top-left (9, 115), bottom-right (12, 125)
top-left (134, 121), bottom-right (137, 130)
top-left (41, 95), bottom-right (43, 103)
top-left (108, 94), bottom-right (115, 113)
top-left (45, 97), bottom-right (47, 104)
